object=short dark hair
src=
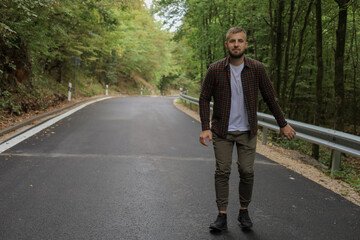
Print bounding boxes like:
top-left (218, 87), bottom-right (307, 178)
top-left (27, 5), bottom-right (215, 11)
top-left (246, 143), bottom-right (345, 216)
top-left (226, 27), bottom-right (247, 41)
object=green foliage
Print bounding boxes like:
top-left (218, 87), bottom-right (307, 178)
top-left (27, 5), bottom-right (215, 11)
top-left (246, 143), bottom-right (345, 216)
top-left (0, 0), bottom-right (180, 114)
top-left (329, 165), bottom-right (360, 193)
top-left (271, 135), bottom-right (313, 155)
top-left (0, 91), bottom-right (21, 115)
top-left (154, 0), bottom-right (360, 137)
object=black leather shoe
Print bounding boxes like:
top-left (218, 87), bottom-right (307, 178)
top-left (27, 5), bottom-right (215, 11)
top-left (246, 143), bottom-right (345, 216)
top-left (238, 209), bottom-right (253, 228)
top-left (209, 213), bottom-right (227, 231)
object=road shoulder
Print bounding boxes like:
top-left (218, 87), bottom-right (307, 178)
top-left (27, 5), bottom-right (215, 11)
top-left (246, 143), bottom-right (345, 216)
top-left (0, 95), bottom-right (118, 144)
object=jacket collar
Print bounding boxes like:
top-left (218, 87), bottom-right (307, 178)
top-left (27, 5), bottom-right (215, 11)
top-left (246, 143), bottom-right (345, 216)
top-left (224, 56), bottom-right (250, 69)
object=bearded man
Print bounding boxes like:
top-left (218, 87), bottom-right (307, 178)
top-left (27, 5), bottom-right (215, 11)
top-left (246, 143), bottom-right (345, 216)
top-left (199, 27), bottom-right (296, 232)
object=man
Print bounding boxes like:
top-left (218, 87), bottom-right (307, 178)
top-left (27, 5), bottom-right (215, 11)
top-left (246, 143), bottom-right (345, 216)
top-left (199, 27), bottom-right (296, 231)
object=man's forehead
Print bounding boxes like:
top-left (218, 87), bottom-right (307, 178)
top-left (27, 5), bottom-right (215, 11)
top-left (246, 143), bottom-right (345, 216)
top-left (227, 32), bottom-right (247, 40)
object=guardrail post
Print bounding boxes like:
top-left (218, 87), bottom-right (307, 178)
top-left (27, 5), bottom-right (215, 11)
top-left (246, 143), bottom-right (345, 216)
top-left (190, 102), bottom-right (193, 110)
top-left (262, 127), bottom-right (268, 145)
top-left (106, 85), bottom-right (109, 96)
top-left (331, 150), bottom-right (341, 175)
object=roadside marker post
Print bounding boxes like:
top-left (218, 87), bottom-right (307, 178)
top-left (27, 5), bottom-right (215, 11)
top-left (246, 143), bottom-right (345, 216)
top-left (68, 83), bottom-right (72, 101)
top-left (70, 55), bottom-right (81, 96)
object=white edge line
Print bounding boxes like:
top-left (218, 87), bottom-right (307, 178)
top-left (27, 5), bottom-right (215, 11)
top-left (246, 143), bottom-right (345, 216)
top-left (0, 97), bottom-right (112, 154)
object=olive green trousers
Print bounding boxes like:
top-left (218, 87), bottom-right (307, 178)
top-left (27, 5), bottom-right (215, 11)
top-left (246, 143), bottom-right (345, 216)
top-left (212, 131), bottom-right (257, 211)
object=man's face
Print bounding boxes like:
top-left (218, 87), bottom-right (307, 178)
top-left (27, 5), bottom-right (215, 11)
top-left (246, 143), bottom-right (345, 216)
top-left (225, 32), bottom-right (248, 59)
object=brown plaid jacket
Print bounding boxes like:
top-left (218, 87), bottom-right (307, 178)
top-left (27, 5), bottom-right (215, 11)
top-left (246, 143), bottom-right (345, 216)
top-left (199, 56), bottom-right (287, 138)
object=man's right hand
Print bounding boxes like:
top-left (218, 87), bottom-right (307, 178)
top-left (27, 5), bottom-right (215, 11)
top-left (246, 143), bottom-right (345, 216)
top-left (200, 130), bottom-right (212, 146)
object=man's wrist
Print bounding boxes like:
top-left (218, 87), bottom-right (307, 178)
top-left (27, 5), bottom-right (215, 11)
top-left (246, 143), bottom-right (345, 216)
top-left (201, 123), bottom-right (210, 131)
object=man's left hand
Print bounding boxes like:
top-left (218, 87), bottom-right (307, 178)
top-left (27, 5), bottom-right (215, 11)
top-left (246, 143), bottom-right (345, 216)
top-left (280, 124), bottom-right (296, 140)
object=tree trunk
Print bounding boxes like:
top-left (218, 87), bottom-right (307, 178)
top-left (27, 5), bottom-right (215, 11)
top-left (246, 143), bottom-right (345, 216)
top-left (281, 0), bottom-right (295, 107)
top-left (201, 15), bottom-right (205, 83)
top-left (268, 0), bottom-right (276, 82)
top-left (334, 0), bottom-right (350, 132)
top-left (275, 0), bottom-right (285, 96)
top-left (250, 4), bottom-right (258, 60)
top-left (201, 44), bottom-right (204, 83)
top-left (350, 0), bottom-right (358, 134)
top-left (289, 0), bottom-right (313, 118)
top-left (313, 0), bottom-right (324, 160)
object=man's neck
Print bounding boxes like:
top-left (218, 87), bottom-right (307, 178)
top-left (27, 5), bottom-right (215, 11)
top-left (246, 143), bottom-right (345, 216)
top-left (230, 56), bottom-right (245, 66)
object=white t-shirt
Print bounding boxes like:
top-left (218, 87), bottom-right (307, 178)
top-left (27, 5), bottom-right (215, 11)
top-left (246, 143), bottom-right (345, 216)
top-left (228, 63), bottom-right (250, 131)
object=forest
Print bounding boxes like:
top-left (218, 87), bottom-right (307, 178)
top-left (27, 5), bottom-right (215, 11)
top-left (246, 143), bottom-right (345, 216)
top-left (154, 0), bottom-right (359, 136)
top-left (0, 0), bottom-right (176, 117)
top-left (1, 0), bottom-right (359, 139)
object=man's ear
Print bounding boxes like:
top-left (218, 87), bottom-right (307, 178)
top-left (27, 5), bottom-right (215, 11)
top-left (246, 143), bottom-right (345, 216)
top-left (224, 41), bottom-right (228, 48)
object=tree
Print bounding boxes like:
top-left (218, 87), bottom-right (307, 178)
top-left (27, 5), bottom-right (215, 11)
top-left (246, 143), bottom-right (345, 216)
top-left (313, 0), bottom-right (324, 159)
top-left (0, 0), bottom-right (176, 114)
top-left (275, 0), bottom-right (285, 96)
top-left (334, 0), bottom-right (350, 132)
top-left (153, 0), bottom-right (360, 136)
top-left (349, 0), bottom-right (359, 134)
top-left (281, 0), bottom-right (295, 107)
top-left (288, 0), bottom-right (313, 118)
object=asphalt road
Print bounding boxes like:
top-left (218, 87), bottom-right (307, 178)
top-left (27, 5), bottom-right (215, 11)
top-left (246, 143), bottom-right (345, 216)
top-left (0, 96), bottom-right (359, 240)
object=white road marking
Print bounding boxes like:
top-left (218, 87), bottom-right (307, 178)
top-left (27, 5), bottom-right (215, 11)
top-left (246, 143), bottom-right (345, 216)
top-left (0, 97), bottom-right (112, 153)
top-left (0, 152), bottom-right (278, 165)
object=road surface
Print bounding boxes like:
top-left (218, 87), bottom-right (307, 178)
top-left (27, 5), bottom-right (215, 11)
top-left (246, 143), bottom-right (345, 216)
top-left (0, 96), bottom-right (359, 240)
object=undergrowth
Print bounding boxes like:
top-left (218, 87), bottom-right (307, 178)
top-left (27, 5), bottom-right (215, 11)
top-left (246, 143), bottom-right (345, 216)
top-left (0, 74), bottom-right (109, 117)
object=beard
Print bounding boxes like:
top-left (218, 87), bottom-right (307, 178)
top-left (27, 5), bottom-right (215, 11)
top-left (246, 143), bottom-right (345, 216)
top-left (228, 48), bottom-right (245, 59)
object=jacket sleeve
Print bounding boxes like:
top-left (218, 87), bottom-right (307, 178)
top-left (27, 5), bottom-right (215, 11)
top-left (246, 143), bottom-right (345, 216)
top-left (199, 65), bottom-right (215, 131)
top-left (258, 64), bottom-right (288, 128)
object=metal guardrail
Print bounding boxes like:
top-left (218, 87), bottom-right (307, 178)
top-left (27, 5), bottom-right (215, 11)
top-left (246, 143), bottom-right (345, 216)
top-left (179, 92), bottom-right (360, 174)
